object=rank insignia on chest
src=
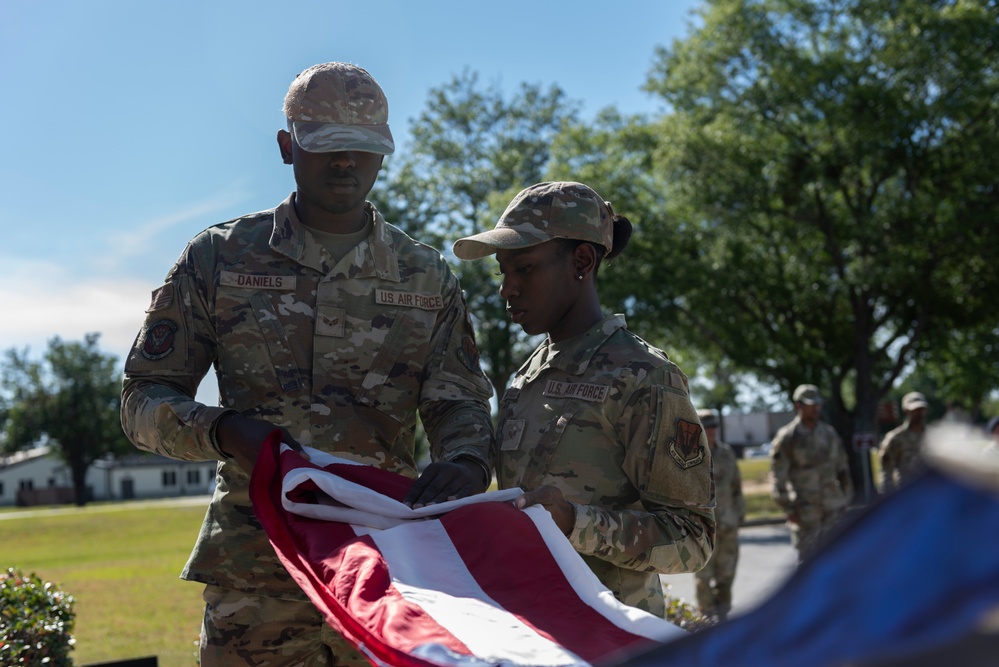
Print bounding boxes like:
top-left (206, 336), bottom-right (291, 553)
top-left (669, 418), bottom-right (706, 469)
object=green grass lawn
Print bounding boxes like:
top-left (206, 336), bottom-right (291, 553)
top-left (1, 500), bottom-right (209, 667)
top-left (737, 457), bottom-right (784, 522)
top-left (1, 462), bottom-right (788, 666)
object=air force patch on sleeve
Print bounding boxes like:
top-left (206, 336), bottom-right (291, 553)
top-left (458, 334), bottom-right (482, 374)
top-left (141, 319), bottom-right (178, 361)
top-left (669, 418), bottom-right (706, 469)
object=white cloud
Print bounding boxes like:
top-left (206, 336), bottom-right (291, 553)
top-left (103, 190), bottom-right (252, 268)
top-left (0, 256), bottom-right (148, 362)
top-left (0, 256), bottom-right (219, 405)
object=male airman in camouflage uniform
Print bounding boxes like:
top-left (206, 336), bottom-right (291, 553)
top-left (878, 391), bottom-right (929, 493)
top-left (453, 182), bottom-right (716, 618)
top-left (120, 62), bottom-right (494, 667)
top-left (770, 384), bottom-right (853, 562)
top-left (695, 409), bottom-right (744, 620)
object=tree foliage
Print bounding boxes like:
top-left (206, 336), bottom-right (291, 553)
top-left (371, 70), bottom-right (580, 396)
top-left (0, 333), bottom-right (132, 506)
top-left (556, 0), bottom-right (999, 430)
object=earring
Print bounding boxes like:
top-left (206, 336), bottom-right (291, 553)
top-left (577, 274), bottom-right (584, 280)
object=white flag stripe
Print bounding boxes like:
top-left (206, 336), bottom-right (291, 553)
top-left (281, 448), bottom-right (522, 528)
top-left (372, 518), bottom-right (587, 667)
top-left (521, 505), bottom-right (686, 643)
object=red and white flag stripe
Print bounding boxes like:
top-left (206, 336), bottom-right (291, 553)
top-left (250, 434), bottom-right (684, 667)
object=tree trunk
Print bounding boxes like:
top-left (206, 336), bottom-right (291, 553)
top-left (71, 456), bottom-right (89, 507)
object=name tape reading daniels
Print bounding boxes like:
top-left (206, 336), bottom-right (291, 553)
top-left (221, 271), bottom-right (297, 290)
top-left (543, 380), bottom-right (609, 403)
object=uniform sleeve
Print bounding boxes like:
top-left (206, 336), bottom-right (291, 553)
top-left (732, 451), bottom-right (746, 523)
top-left (418, 268), bottom-right (495, 477)
top-left (567, 370), bottom-right (716, 575)
top-left (878, 433), bottom-right (898, 493)
top-left (834, 431), bottom-right (855, 502)
top-left (769, 429), bottom-right (793, 511)
top-left (120, 242), bottom-right (234, 462)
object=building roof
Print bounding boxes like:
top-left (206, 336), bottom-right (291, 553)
top-left (0, 446), bottom-right (53, 471)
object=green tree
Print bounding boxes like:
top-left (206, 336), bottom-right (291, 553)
top-left (555, 0), bottom-right (999, 495)
top-left (1, 333), bottom-right (132, 506)
top-left (371, 70), bottom-right (580, 397)
top-left (906, 322), bottom-right (999, 422)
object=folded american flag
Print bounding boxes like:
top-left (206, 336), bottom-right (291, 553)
top-left (249, 433), bottom-right (684, 667)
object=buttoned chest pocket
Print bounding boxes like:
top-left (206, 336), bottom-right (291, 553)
top-left (215, 285), bottom-right (308, 400)
top-left (500, 418), bottom-right (526, 451)
top-left (792, 436), bottom-right (829, 469)
top-left (498, 405), bottom-right (573, 490)
top-left (352, 309), bottom-right (436, 410)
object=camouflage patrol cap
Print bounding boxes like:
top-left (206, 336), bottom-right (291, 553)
top-left (697, 409), bottom-right (719, 428)
top-left (283, 62), bottom-right (395, 155)
top-left (901, 391), bottom-right (929, 412)
top-left (452, 181), bottom-right (614, 260)
top-left (793, 384), bottom-right (822, 405)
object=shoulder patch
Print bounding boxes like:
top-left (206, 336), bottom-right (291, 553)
top-left (147, 284), bottom-right (174, 313)
top-left (141, 319), bottom-right (179, 361)
top-left (458, 334), bottom-right (482, 374)
top-left (668, 418), bottom-right (706, 470)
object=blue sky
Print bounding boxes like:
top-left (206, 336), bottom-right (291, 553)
top-left (0, 0), bottom-right (701, 404)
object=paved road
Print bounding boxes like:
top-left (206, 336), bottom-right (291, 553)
top-left (660, 522), bottom-right (798, 617)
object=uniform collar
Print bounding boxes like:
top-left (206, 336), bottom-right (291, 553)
top-left (269, 193), bottom-right (401, 281)
top-left (524, 314), bottom-right (627, 378)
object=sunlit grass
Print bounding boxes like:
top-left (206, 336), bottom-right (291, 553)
top-left (1, 502), bottom-right (208, 667)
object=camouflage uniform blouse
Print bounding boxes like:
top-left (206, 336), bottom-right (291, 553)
top-left (712, 440), bottom-right (745, 531)
top-left (878, 422), bottom-right (925, 493)
top-left (770, 416), bottom-right (853, 517)
top-left (496, 315), bottom-right (716, 617)
top-left (121, 194), bottom-right (495, 599)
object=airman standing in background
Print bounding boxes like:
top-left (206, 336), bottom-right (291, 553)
top-left (878, 391), bottom-right (929, 493)
top-left (770, 384), bottom-right (853, 562)
top-left (695, 408), bottom-right (744, 621)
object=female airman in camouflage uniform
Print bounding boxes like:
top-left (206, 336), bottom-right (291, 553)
top-left (453, 182), bottom-right (716, 618)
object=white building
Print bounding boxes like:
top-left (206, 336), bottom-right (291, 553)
top-left (0, 446), bottom-right (217, 507)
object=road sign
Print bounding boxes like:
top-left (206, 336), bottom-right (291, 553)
top-left (853, 431), bottom-right (878, 452)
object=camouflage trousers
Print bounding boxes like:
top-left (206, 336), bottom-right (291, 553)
top-left (789, 508), bottom-right (845, 562)
top-left (200, 585), bottom-right (369, 667)
top-left (694, 525), bottom-right (740, 618)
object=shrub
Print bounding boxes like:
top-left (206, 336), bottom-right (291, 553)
top-left (664, 592), bottom-right (718, 633)
top-left (0, 567), bottom-right (76, 666)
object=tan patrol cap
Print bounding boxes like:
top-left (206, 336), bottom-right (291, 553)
top-left (697, 409), bottom-right (719, 428)
top-left (283, 62), bottom-right (395, 155)
top-left (901, 391), bottom-right (929, 411)
top-left (793, 384), bottom-right (823, 405)
top-left (453, 182), bottom-right (614, 260)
